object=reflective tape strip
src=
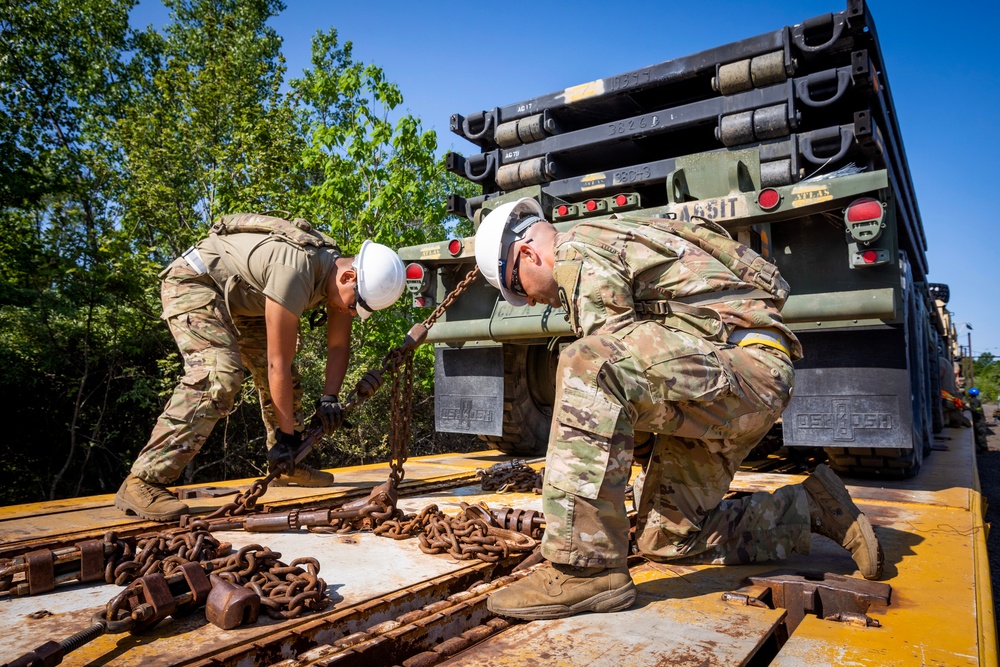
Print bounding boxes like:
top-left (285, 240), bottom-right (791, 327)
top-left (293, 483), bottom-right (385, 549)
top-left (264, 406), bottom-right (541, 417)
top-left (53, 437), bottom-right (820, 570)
top-left (182, 247), bottom-right (208, 275)
top-left (729, 328), bottom-right (791, 356)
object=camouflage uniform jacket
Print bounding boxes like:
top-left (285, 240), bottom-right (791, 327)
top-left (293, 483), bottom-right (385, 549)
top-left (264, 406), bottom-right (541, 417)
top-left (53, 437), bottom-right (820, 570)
top-left (552, 215), bottom-right (803, 359)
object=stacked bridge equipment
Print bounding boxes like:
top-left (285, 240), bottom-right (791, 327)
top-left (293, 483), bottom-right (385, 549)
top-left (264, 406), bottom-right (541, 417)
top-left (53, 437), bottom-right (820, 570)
top-left (401, 0), bottom-right (950, 476)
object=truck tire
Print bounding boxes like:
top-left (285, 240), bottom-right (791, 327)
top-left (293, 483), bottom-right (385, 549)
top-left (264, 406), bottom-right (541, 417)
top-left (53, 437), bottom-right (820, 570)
top-left (478, 344), bottom-right (557, 457)
top-left (825, 444), bottom-right (922, 478)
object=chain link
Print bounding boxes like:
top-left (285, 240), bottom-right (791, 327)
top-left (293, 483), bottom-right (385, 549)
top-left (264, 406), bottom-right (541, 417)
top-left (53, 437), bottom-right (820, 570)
top-left (476, 460), bottom-right (544, 494)
top-left (374, 502), bottom-right (537, 562)
top-left (423, 265), bottom-right (480, 330)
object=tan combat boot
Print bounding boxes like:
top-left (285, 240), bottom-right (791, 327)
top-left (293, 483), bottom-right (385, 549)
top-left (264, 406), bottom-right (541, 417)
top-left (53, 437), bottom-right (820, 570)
top-left (487, 561), bottom-right (637, 620)
top-left (272, 464), bottom-right (334, 487)
top-left (114, 474), bottom-right (189, 522)
top-left (803, 464), bottom-right (884, 580)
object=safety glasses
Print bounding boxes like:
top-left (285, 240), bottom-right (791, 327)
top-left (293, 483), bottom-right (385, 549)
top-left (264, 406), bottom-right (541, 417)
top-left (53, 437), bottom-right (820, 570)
top-left (507, 239), bottom-right (532, 298)
top-left (498, 215), bottom-right (540, 299)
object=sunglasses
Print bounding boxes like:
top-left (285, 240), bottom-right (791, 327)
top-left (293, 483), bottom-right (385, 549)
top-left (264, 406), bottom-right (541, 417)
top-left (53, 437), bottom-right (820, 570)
top-left (501, 238), bottom-right (532, 299)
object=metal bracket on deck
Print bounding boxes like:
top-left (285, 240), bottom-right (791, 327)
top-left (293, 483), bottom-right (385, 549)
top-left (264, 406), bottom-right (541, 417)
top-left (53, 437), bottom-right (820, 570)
top-left (174, 486), bottom-right (240, 500)
top-left (723, 570), bottom-right (891, 631)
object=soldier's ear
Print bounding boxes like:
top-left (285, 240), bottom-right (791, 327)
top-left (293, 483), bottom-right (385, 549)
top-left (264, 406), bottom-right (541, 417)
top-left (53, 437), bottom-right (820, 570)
top-left (520, 241), bottom-right (540, 265)
top-left (339, 267), bottom-right (357, 285)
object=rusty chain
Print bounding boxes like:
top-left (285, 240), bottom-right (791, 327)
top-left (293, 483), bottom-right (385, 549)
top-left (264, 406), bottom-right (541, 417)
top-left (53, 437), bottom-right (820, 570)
top-left (374, 501), bottom-right (541, 562)
top-left (201, 266), bottom-right (481, 522)
top-left (477, 460), bottom-right (544, 494)
top-left (0, 523), bottom-right (228, 597)
top-left (4, 525), bottom-right (329, 667)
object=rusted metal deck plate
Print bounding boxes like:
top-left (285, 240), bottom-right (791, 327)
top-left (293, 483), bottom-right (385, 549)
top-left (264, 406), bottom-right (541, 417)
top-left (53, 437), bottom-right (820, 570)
top-left (438, 560), bottom-right (787, 667)
top-left (0, 496), bottom-right (523, 666)
top-left (0, 456), bottom-right (550, 667)
top-left (766, 427), bottom-right (995, 666)
top-left (2, 428), bottom-right (994, 666)
top-left (0, 451), bottom-right (535, 550)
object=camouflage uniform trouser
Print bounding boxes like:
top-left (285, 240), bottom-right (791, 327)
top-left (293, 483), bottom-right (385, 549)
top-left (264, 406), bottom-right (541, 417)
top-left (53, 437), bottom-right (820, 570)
top-left (541, 320), bottom-right (810, 569)
top-left (130, 261), bottom-right (304, 484)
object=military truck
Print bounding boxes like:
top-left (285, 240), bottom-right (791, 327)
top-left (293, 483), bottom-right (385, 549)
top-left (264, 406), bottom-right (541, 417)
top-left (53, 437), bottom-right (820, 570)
top-left (399, 0), bottom-right (953, 477)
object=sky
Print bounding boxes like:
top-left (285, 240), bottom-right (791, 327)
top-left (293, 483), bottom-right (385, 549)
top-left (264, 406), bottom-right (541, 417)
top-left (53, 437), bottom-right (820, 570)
top-left (132, 0), bottom-right (1000, 358)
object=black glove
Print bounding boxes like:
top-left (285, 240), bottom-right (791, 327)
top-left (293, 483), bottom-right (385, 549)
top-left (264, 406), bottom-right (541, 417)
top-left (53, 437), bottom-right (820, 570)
top-left (268, 429), bottom-right (300, 474)
top-left (315, 394), bottom-right (347, 434)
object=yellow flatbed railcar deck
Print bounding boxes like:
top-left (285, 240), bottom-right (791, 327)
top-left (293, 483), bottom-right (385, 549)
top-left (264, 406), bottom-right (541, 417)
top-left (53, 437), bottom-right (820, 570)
top-left (0, 425), bottom-right (994, 666)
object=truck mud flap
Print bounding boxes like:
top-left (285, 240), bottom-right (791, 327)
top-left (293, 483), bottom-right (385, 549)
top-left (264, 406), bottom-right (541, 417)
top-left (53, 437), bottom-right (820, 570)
top-left (434, 346), bottom-right (504, 437)
top-left (783, 327), bottom-right (915, 450)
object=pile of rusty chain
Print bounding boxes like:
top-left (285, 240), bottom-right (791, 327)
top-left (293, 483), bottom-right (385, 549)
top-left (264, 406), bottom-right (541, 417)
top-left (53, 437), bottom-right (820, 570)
top-left (108, 523), bottom-right (231, 585)
top-left (374, 502), bottom-right (540, 562)
top-left (476, 460), bottom-right (544, 494)
top-left (4, 528), bottom-right (329, 666)
top-left (109, 543), bottom-right (328, 622)
top-left (0, 524), bottom-right (228, 597)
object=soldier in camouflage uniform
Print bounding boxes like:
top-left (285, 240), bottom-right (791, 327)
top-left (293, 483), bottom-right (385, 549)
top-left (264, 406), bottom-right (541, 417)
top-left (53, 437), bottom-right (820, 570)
top-left (115, 214), bottom-right (405, 522)
top-left (474, 198), bottom-right (884, 620)
top-left (968, 388), bottom-right (988, 454)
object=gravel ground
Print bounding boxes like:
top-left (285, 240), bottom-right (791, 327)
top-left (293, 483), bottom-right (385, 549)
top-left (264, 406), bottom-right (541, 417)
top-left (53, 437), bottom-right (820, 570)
top-left (975, 402), bottom-right (1000, 625)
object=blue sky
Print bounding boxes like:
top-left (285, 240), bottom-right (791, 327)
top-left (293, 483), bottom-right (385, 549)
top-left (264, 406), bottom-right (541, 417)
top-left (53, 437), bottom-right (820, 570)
top-left (133, 0), bottom-right (1000, 359)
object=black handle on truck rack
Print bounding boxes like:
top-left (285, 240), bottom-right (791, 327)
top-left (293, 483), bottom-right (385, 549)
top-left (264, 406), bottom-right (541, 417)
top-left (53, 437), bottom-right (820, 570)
top-left (445, 151), bottom-right (496, 183)
top-left (450, 110), bottom-right (496, 143)
top-left (800, 125), bottom-right (855, 165)
top-left (790, 12), bottom-right (847, 54)
top-left (795, 68), bottom-right (852, 108)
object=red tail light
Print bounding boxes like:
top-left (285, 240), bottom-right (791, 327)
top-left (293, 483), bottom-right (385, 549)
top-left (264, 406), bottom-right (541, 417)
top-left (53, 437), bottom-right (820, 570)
top-left (757, 188), bottom-right (781, 210)
top-left (846, 198), bottom-right (883, 223)
top-left (405, 263), bottom-right (424, 280)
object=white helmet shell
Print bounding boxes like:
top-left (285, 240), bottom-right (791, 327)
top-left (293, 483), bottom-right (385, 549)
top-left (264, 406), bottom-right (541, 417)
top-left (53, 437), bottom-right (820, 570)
top-left (474, 198), bottom-right (545, 307)
top-left (353, 240), bottom-right (405, 319)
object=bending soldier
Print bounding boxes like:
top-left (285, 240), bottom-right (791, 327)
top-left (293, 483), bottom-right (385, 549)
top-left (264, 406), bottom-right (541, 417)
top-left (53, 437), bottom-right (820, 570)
top-left (474, 198), bottom-right (884, 620)
top-left (968, 387), bottom-right (988, 454)
top-left (115, 214), bottom-right (405, 522)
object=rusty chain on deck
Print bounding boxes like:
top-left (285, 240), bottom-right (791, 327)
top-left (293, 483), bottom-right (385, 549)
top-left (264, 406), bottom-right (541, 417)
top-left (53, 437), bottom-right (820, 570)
top-left (2, 265), bottom-right (552, 666)
top-left (3, 520), bottom-right (330, 667)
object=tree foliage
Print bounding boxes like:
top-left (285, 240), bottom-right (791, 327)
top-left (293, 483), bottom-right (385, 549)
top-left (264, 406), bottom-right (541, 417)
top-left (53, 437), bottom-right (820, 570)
top-left (0, 0), bottom-right (479, 503)
top-left (973, 352), bottom-right (999, 402)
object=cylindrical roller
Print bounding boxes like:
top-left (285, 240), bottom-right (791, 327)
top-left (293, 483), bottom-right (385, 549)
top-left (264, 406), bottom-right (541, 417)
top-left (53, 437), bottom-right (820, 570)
top-left (516, 114), bottom-right (547, 143)
top-left (496, 163), bottom-right (523, 190)
top-left (496, 158), bottom-right (549, 190)
top-left (494, 120), bottom-right (521, 148)
top-left (761, 159), bottom-right (792, 187)
top-left (750, 51), bottom-right (787, 87)
top-left (752, 104), bottom-right (789, 140)
top-left (718, 111), bottom-right (755, 146)
top-left (715, 59), bottom-right (753, 95)
top-left (517, 157), bottom-right (548, 186)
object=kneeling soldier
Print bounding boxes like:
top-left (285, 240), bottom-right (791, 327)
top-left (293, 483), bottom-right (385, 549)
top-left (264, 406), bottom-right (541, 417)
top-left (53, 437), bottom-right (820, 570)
top-left (473, 199), bottom-right (884, 620)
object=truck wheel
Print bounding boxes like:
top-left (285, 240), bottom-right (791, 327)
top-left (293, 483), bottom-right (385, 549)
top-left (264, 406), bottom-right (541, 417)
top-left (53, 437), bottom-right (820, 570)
top-left (479, 344), bottom-right (557, 457)
top-left (824, 445), bottom-right (922, 478)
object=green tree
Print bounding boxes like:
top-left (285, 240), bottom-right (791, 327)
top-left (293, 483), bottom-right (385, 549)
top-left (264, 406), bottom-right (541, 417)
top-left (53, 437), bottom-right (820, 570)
top-left (116, 0), bottom-right (302, 259)
top-left (286, 30), bottom-right (477, 466)
top-left (973, 352), bottom-right (999, 402)
top-left (0, 2), bottom-right (481, 502)
top-left (0, 0), bottom-right (164, 502)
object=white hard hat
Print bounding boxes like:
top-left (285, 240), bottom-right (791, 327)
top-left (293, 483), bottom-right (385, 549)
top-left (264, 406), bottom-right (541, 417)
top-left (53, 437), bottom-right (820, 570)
top-left (474, 198), bottom-right (545, 306)
top-left (353, 240), bottom-right (405, 319)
